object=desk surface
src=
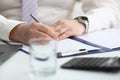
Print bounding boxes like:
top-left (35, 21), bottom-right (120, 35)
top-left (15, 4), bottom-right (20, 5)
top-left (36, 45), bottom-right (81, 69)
top-left (0, 28), bottom-right (120, 80)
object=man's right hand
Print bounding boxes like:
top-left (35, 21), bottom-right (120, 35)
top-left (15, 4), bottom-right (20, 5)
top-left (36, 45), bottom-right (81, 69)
top-left (9, 22), bottom-right (58, 45)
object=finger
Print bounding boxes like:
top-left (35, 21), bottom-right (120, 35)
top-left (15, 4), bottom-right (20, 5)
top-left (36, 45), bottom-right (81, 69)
top-left (51, 22), bottom-right (58, 28)
top-left (37, 31), bottom-right (54, 44)
top-left (35, 23), bottom-right (58, 39)
top-left (56, 26), bottom-right (70, 35)
top-left (52, 20), bottom-right (65, 31)
top-left (54, 25), bottom-right (63, 31)
top-left (37, 31), bottom-right (53, 40)
top-left (29, 29), bottom-right (52, 39)
top-left (58, 30), bottom-right (72, 40)
top-left (49, 26), bottom-right (56, 32)
top-left (24, 30), bottom-right (52, 45)
top-left (52, 24), bottom-right (63, 31)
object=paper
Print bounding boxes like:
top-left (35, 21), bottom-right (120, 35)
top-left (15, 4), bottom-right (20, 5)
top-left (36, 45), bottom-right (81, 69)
top-left (79, 28), bottom-right (120, 49)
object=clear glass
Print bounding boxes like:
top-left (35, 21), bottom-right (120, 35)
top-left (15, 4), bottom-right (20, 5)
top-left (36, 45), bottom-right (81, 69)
top-left (29, 38), bottom-right (57, 80)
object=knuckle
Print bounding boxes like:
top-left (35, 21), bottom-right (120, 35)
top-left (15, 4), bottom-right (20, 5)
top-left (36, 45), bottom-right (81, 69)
top-left (28, 28), bottom-right (34, 34)
top-left (58, 19), bottom-right (66, 24)
top-left (32, 22), bottom-right (38, 26)
top-left (40, 32), bottom-right (48, 38)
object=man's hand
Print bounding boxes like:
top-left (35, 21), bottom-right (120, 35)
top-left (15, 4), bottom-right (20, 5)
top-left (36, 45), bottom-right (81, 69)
top-left (9, 22), bottom-right (58, 45)
top-left (52, 19), bottom-right (85, 40)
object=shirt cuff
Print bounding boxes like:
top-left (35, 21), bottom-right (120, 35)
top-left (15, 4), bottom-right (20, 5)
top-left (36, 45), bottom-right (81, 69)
top-left (0, 18), bottom-right (25, 40)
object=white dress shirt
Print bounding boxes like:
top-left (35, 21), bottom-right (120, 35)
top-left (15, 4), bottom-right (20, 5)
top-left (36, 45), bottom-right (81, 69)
top-left (0, 0), bottom-right (120, 40)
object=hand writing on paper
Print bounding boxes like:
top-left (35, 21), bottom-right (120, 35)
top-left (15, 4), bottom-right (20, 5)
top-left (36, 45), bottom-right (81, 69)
top-left (9, 15), bottom-right (86, 45)
top-left (9, 22), bottom-right (58, 45)
top-left (30, 15), bottom-right (85, 40)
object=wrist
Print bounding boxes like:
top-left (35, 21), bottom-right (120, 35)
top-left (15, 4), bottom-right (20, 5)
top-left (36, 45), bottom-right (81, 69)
top-left (74, 16), bottom-right (89, 34)
top-left (9, 23), bottom-right (28, 42)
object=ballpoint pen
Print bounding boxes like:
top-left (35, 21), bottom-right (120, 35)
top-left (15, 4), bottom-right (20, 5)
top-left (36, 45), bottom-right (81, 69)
top-left (30, 14), bottom-right (43, 24)
top-left (30, 14), bottom-right (39, 22)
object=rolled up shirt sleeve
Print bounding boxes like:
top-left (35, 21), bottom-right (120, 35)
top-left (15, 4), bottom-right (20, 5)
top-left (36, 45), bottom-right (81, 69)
top-left (0, 15), bottom-right (24, 40)
top-left (81, 0), bottom-right (120, 32)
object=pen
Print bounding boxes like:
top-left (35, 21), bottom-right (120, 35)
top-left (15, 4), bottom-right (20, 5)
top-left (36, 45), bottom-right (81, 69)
top-left (30, 14), bottom-right (59, 40)
top-left (30, 14), bottom-right (43, 24)
top-left (30, 14), bottom-right (39, 22)
top-left (57, 49), bottom-right (87, 58)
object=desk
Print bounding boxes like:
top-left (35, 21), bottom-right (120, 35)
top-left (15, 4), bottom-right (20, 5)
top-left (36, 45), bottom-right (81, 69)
top-left (0, 28), bottom-right (120, 80)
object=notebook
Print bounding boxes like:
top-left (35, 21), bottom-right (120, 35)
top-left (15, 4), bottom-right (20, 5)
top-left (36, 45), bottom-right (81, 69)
top-left (61, 57), bottom-right (120, 72)
top-left (0, 44), bottom-right (22, 65)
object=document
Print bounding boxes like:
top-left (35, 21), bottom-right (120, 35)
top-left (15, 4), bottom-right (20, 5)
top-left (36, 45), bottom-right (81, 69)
top-left (21, 28), bottom-right (120, 57)
top-left (78, 28), bottom-right (120, 49)
top-left (57, 28), bottom-right (120, 57)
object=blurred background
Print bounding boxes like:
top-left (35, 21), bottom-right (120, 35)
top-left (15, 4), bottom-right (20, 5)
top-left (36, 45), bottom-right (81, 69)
top-left (38, 0), bottom-right (84, 25)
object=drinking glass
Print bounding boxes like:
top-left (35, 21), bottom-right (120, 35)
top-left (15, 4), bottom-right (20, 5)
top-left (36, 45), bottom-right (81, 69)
top-left (29, 38), bottom-right (57, 80)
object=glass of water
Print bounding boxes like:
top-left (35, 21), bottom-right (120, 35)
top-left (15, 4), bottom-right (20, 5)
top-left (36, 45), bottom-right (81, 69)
top-left (29, 38), bottom-right (57, 80)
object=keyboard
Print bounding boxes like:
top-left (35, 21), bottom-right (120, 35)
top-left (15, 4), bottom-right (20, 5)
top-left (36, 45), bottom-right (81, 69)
top-left (61, 57), bottom-right (120, 72)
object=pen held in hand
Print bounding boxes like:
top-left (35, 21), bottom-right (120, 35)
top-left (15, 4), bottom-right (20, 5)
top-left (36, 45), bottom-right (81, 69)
top-left (30, 14), bottom-right (43, 24)
top-left (30, 14), bottom-right (59, 40)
